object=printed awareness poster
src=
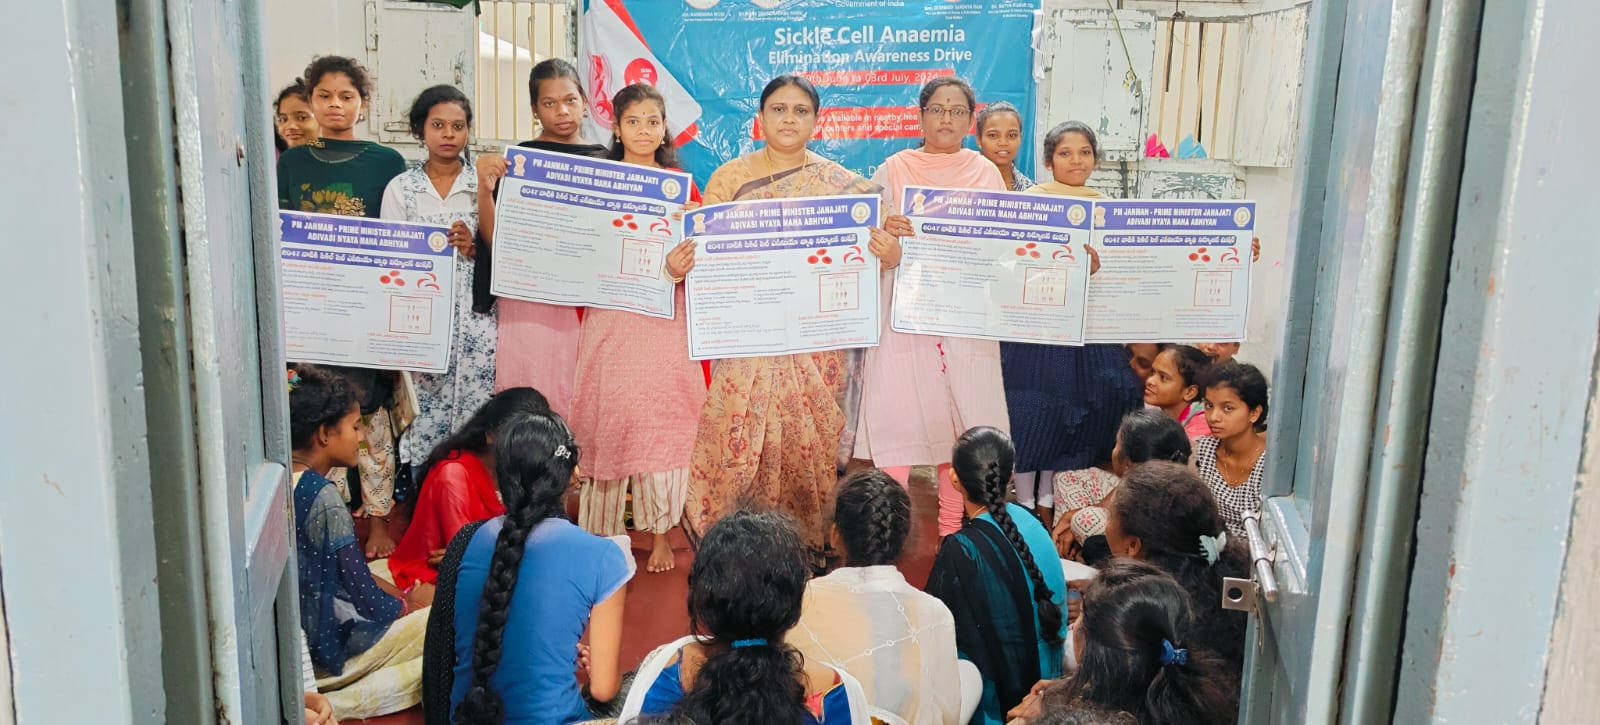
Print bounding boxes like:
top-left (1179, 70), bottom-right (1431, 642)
top-left (490, 146), bottom-right (694, 319)
top-left (684, 195), bottom-right (881, 360)
top-left (581, 0), bottom-right (1041, 186)
top-left (1086, 200), bottom-right (1256, 343)
top-left (893, 185), bottom-right (1091, 345)
top-left (278, 211), bottom-right (456, 372)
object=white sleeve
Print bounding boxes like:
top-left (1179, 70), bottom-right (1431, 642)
top-left (300, 630), bottom-right (318, 692)
top-left (379, 175), bottom-right (407, 221)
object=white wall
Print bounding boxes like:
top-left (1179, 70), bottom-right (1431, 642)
top-left (263, 0), bottom-right (367, 93)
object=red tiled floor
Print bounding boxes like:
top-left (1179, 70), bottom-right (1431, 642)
top-left (346, 467), bottom-right (944, 724)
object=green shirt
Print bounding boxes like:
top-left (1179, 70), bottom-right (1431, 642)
top-left (277, 138), bottom-right (407, 218)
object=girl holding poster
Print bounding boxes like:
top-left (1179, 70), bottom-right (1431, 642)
top-left (381, 85), bottom-right (498, 480)
top-left (570, 83), bottom-right (705, 574)
top-left (278, 55), bottom-right (409, 558)
top-left (679, 75), bottom-right (898, 563)
top-left (476, 59), bottom-right (608, 417)
top-left (856, 77), bottom-right (1011, 537)
top-left (1009, 122), bottom-right (1144, 522)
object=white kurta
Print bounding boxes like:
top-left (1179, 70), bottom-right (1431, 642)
top-left (789, 565), bottom-right (964, 725)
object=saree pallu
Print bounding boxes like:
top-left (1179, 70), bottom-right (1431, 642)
top-left (685, 152), bottom-right (879, 554)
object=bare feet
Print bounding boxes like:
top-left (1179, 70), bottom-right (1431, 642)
top-left (365, 516), bottom-right (397, 559)
top-left (646, 532), bottom-right (676, 573)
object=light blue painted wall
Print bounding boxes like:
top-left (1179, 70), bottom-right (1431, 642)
top-left (1395, 0), bottom-right (1600, 721)
top-left (0, 0), bottom-right (167, 723)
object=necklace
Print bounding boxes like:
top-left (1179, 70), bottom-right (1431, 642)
top-left (763, 145), bottom-right (804, 188)
top-left (1216, 437), bottom-right (1265, 486)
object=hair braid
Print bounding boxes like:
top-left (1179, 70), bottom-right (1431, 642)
top-left (454, 502), bottom-right (539, 724)
top-left (831, 469), bottom-right (911, 567)
top-left (973, 461), bottom-right (1065, 645)
top-left (453, 412), bottom-right (578, 724)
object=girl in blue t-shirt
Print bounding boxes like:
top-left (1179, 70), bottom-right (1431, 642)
top-left (449, 411), bottom-right (631, 723)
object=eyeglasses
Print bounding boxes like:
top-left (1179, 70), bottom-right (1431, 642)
top-left (922, 106), bottom-right (972, 120)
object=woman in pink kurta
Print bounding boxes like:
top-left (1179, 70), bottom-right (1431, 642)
top-left (476, 59), bottom-right (602, 418)
top-left (856, 78), bottom-right (1011, 536)
top-left (569, 83), bottom-right (707, 573)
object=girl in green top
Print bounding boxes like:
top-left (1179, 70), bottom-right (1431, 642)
top-left (277, 55), bottom-right (408, 558)
top-left (277, 55), bottom-right (406, 218)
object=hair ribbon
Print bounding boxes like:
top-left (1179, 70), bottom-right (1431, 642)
top-left (732, 638), bottom-right (768, 649)
top-left (1199, 532), bottom-right (1227, 565)
top-left (1160, 639), bottom-right (1189, 667)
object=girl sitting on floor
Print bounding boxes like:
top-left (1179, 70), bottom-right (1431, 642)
top-left (449, 410), bottom-right (632, 723)
top-left (1037, 559), bottom-right (1238, 725)
top-left (789, 469), bottom-right (971, 724)
top-left (620, 510), bottom-right (870, 724)
top-left (925, 426), bottom-right (1068, 725)
top-left (387, 387), bottom-right (549, 605)
top-left (289, 366), bottom-right (429, 720)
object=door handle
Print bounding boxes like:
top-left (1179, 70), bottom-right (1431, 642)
top-left (1243, 510), bottom-right (1279, 603)
top-left (1221, 510), bottom-right (1279, 612)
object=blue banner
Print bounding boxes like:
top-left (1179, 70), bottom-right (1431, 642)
top-left (582, 0), bottom-right (1040, 187)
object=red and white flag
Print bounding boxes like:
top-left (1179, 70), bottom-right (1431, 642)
top-left (580, 0), bottom-right (703, 146)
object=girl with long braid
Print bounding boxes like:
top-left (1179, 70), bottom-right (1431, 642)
top-left (448, 411), bottom-right (631, 723)
top-left (790, 470), bottom-right (967, 724)
top-left (925, 426), bottom-right (1068, 725)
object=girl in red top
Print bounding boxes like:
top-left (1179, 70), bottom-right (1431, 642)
top-left (388, 387), bottom-right (550, 602)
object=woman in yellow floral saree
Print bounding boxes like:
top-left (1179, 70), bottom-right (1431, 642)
top-left (682, 75), bottom-right (900, 561)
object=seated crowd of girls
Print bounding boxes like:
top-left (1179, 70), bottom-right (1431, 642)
top-left (289, 364), bottom-right (1265, 724)
top-left (276, 53), bottom-right (1274, 724)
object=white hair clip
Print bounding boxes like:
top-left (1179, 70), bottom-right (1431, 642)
top-left (1199, 532), bottom-right (1227, 565)
top-left (553, 444), bottom-right (572, 460)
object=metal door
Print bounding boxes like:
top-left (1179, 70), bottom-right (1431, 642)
top-left (1237, 0), bottom-right (1479, 721)
top-left (153, 0), bottom-right (299, 721)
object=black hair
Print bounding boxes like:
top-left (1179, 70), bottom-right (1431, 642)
top-left (304, 56), bottom-right (375, 102)
top-left (276, 78), bottom-right (310, 111)
top-left (1045, 559), bottom-right (1239, 725)
top-left (975, 100), bottom-right (1023, 134)
top-left (454, 411), bottom-right (580, 725)
top-left (416, 387), bottom-right (549, 486)
top-left (918, 76), bottom-right (976, 111)
top-left (1030, 699), bottom-right (1139, 725)
top-left (1197, 361), bottom-right (1270, 432)
top-left (951, 426), bottom-right (1064, 644)
top-left (669, 510), bottom-right (812, 725)
top-left (1110, 461), bottom-right (1250, 675)
top-left (831, 469), bottom-right (911, 567)
top-left (759, 74), bottom-right (821, 111)
top-left (407, 84), bottom-right (474, 142)
top-left (606, 83), bottom-right (682, 169)
top-left (1160, 344), bottom-right (1211, 393)
top-left (288, 366), bottom-right (358, 451)
top-left (528, 58), bottom-right (585, 104)
top-left (1043, 121), bottom-right (1100, 164)
top-left (1116, 410), bottom-right (1193, 467)
top-left (274, 79), bottom-right (312, 153)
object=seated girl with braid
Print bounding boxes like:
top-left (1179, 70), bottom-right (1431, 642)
top-left (925, 427), bottom-right (1069, 725)
top-left (789, 470), bottom-right (966, 725)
